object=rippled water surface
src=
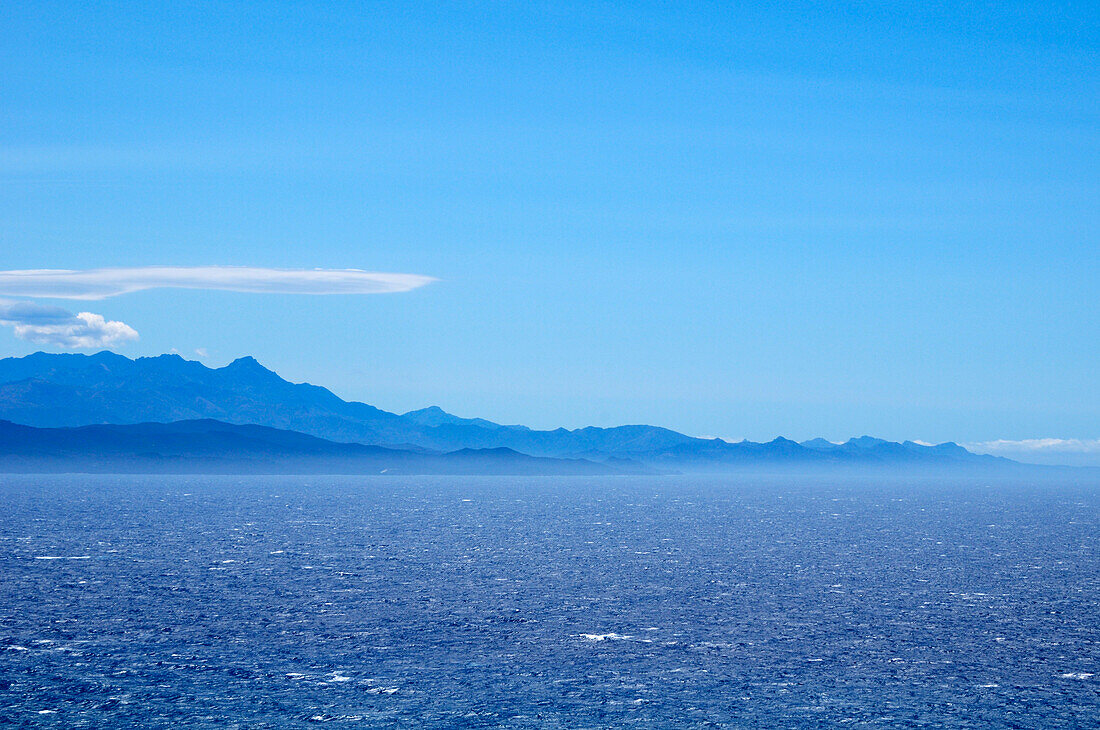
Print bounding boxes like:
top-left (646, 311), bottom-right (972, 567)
top-left (1, 475), bottom-right (1098, 728)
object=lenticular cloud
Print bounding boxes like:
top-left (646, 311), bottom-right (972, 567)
top-left (0, 266), bottom-right (436, 300)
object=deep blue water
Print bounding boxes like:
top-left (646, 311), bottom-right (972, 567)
top-left (1, 475), bottom-right (1098, 728)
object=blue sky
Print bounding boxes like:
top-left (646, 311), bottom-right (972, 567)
top-left (0, 2), bottom-right (1097, 454)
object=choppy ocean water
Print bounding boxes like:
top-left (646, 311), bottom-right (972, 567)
top-left (1, 474), bottom-right (1097, 728)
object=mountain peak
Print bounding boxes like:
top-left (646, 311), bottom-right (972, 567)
top-left (845, 435), bottom-right (890, 448)
top-left (402, 405), bottom-right (504, 430)
top-left (407, 405), bottom-right (446, 416)
top-left (223, 355), bottom-right (271, 372)
top-left (801, 438), bottom-right (838, 450)
top-left (89, 350), bottom-right (132, 363)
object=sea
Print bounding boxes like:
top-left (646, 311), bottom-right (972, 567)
top-left (1, 474), bottom-right (1097, 728)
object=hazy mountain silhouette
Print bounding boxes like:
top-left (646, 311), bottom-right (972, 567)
top-left (0, 351), bottom-right (1018, 471)
top-left (0, 419), bottom-right (618, 475)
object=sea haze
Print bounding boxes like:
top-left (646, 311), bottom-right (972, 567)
top-left (1, 475), bottom-right (1098, 728)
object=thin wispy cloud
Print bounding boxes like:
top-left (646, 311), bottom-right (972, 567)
top-left (0, 300), bottom-right (138, 349)
top-left (0, 266), bottom-right (436, 300)
top-left (965, 438), bottom-right (1100, 455)
top-left (964, 437), bottom-right (1100, 467)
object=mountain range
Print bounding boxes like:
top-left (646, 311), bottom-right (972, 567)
top-left (0, 351), bottom-right (1024, 474)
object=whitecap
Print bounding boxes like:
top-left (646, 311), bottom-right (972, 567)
top-left (580, 632), bottom-right (632, 641)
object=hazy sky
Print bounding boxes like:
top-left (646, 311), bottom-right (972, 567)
top-left (1, 2), bottom-right (1097, 448)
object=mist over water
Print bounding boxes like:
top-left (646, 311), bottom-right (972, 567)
top-left (2, 475), bottom-right (1097, 728)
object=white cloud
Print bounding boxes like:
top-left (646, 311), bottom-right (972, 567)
top-left (0, 266), bottom-right (436, 300)
top-left (964, 438), bottom-right (1100, 467)
top-left (0, 300), bottom-right (138, 349)
top-left (966, 438), bottom-right (1100, 455)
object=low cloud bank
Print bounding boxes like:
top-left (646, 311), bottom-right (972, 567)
top-left (0, 266), bottom-right (436, 300)
top-left (0, 300), bottom-right (138, 349)
top-left (967, 438), bottom-right (1100, 454)
top-left (965, 438), bottom-right (1100, 467)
